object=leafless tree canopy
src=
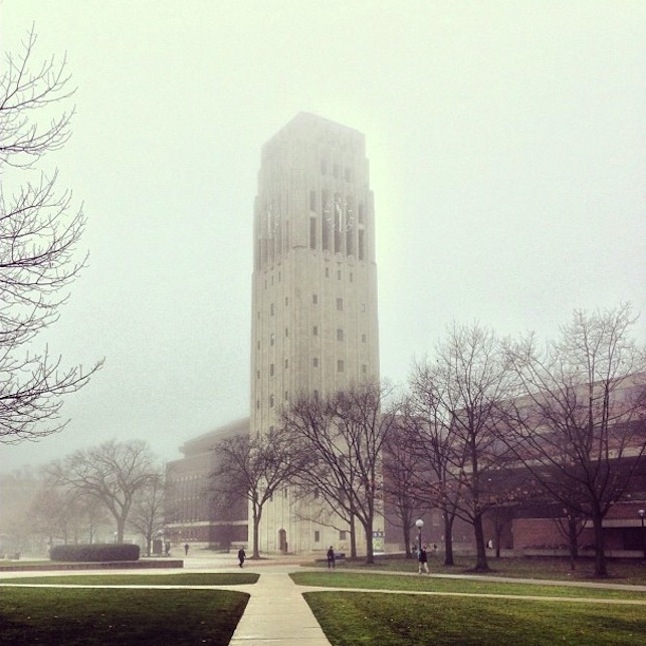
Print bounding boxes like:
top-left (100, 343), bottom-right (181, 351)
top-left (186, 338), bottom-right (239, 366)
top-left (210, 428), bottom-right (304, 558)
top-left (0, 27), bottom-right (102, 444)
top-left (49, 439), bottom-right (158, 543)
top-left (500, 304), bottom-right (646, 576)
top-left (282, 379), bottom-right (399, 563)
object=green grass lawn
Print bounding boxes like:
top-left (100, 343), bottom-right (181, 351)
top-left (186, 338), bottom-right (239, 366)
top-left (328, 555), bottom-right (646, 585)
top-left (304, 591), bottom-right (646, 646)
top-left (0, 572), bottom-right (258, 586)
top-left (290, 571), bottom-right (646, 600)
top-left (0, 587), bottom-right (248, 645)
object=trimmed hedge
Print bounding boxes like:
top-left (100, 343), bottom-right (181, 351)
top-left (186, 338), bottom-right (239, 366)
top-left (50, 544), bottom-right (140, 562)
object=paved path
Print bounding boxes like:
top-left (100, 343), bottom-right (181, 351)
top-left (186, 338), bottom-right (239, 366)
top-left (228, 569), bottom-right (331, 646)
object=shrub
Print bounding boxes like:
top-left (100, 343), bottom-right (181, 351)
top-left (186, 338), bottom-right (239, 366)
top-left (50, 544), bottom-right (140, 562)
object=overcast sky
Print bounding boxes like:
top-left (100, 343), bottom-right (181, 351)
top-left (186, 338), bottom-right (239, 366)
top-left (1, 0), bottom-right (644, 474)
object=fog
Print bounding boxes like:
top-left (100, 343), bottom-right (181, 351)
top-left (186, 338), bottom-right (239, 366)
top-left (1, 0), bottom-right (644, 474)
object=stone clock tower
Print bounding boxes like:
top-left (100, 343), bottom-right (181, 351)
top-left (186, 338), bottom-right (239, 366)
top-left (250, 113), bottom-right (380, 553)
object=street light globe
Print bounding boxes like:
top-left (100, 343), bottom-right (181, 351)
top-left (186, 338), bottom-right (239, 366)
top-left (638, 509), bottom-right (645, 519)
top-left (415, 519), bottom-right (424, 529)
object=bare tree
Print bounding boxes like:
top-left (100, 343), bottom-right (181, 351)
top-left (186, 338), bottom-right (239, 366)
top-left (49, 439), bottom-right (158, 543)
top-left (128, 471), bottom-right (166, 556)
top-left (0, 27), bottom-right (102, 444)
top-left (410, 323), bottom-right (516, 572)
top-left (282, 380), bottom-right (399, 564)
top-left (210, 428), bottom-right (303, 559)
top-left (501, 304), bottom-right (646, 576)
top-left (382, 414), bottom-right (432, 559)
top-left (402, 363), bottom-right (467, 566)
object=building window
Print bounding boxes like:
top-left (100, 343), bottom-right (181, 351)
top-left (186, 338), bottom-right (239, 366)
top-left (349, 272), bottom-right (353, 282)
top-left (314, 530), bottom-right (320, 542)
top-left (270, 333), bottom-right (275, 346)
top-left (336, 298), bottom-right (343, 311)
top-left (270, 364), bottom-right (274, 377)
top-left (361, 303), bottom-right (366, 312)
top-left (256, 400), bottom-right (260, 409)
top-left (285, 297), bottom-right (289, 306)
top-left (339, 530), bottom-right (347, 541)
top-left (270, 303), bottom-right (275, 315)
top-left (313, 357), bottom-right (319, 367)
top-left (284, 359), bottom-right (289, 368)
top-left (284, 390), bottom-right (289, 400)
top-left (256, 370), bottom-right (260, 379)
top-left (358, 229), bottom-right (365, 260)
top-left (312, 294), bottom-right (318, 304)
top-left (257, 341), bottom-right (261, 350)
top-left (337, 360), bottom-right (344, 372)
top-left (325, 267), bottom-right (329, 277)
top-left (285, 327), bottom-right (289, 337)
top-left (313, 389), bottom-right (319, 399)
top-left (337, 270), bottom-right (341, 280)
top-left (337, 328), bottom-right (344, 341)
top-left (310, 216), bottom-right (317, 249)
top-left (362, 364), bottom-right (367, 374)
top-left (269, 394), bottom-right (275, 408)
top-left (361, 334), bottom-right (366, 343)
top-left (313, 326), bottom-right (318, 336)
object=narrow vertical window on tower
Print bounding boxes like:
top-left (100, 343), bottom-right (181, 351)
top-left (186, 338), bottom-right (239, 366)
top-left (358, 229), bottom-right (365, 260)
top-left (322, 190), bottom-right (330, 251)
top-left (310, 215), bottom-right (317, 249)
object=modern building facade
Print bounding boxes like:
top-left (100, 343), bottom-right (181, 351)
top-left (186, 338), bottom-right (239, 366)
top-left (250, 113), bottom-right (380, 553)
top-left (165, 418), bottom-right (249, 548)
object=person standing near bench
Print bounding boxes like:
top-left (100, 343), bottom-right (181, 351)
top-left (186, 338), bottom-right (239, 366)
top-left (238, 547), bottom-right (246, 568)
top-left (326, 546), bottom-right (335, 569)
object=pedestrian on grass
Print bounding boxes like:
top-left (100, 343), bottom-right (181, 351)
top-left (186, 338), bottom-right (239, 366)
top-left (184, 543), bottom-right (189, 556)
top-left (418, 544), bottom-right (429, 574)
top-left (326, 546), bottom-right (335, 569)
top-left (238, 547), bottom-right (246, 568)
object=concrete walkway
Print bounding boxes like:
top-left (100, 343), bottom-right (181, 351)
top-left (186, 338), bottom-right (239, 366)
top-left (228, 569), bottom-right (331, 646)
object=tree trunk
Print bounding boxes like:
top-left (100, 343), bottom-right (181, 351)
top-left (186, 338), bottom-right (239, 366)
top-left (568, 517), bottom-right (578, 571)
top-left (473, 513), bottom-right (489, 571)
top-left (364, 517), bottom-right (374, 564)
top-left (116, 518), bottom-right (125, 543)
top-left (403, 522), bottom-right (412, 558)
top-left (252, 507), bottom-right (261, 559)
top-left (443, 513), bottom-right (455, 566)
top-left (592, 514), bottom-right (607, 577)
top-left (349, 514), bottom-right (357, 558)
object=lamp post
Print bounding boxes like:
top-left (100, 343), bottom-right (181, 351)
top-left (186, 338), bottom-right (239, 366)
top-left (415, 519), bottom-right (424, 554)
top-left (638, 510), bottom-right (645, 560)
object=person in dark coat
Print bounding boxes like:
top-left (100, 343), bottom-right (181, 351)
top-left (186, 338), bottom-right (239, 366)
top-left (418, 544), bottom-right (429, 574)
top-left (238, 547), bottom-right (246, 568)
top-left (326, 546), bottom-right (335, 569)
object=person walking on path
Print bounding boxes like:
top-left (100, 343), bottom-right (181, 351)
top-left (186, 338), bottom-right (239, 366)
top-left (418, 544), bottom-right (429, 574)
top-left (326, 546), bottom-right (335, 569)
top-left (238, 547), bottom-right (246, 568)
top-left (184, 543), bottom-right (190, 556)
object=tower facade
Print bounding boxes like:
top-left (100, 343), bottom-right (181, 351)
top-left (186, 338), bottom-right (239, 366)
top-left (250, 113), bottom-right (379, 553)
